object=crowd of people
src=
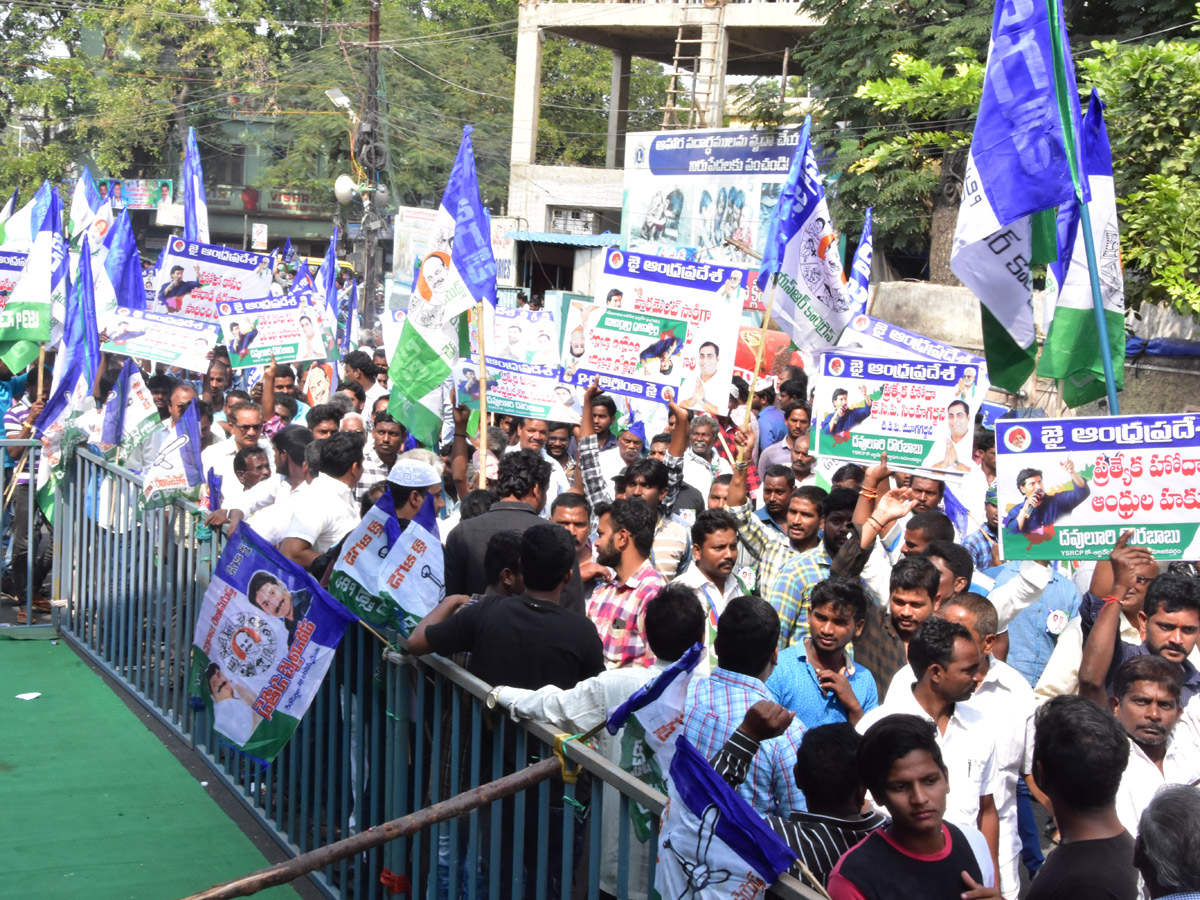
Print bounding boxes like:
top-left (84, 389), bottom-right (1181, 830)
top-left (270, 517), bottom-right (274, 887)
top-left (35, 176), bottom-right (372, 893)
top-left (8, 328), bottom-right (1200, 900)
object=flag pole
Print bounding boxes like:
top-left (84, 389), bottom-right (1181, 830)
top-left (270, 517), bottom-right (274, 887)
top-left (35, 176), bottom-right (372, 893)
top-left (475, 301), bottom-right (488, 489)
top-left (738, 274), bottom-right (779, 464)
top-left (1044, 0), bottom-right (1120, 413)
top-left (1076, 206), bottom-right (1121, 413)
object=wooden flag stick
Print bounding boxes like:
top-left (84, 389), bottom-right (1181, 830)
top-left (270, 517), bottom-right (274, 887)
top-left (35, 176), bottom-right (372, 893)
top-left (4, 349), bottom-right (48, 507)
top-left (738, 274), bottom-right (779, 464)
top-left (475, 301), bottom-right (489, 489)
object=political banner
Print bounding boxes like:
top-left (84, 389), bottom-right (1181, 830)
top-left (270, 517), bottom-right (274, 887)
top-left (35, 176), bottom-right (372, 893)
top-left (656, 737), bottom-right (797, 900)
top-left (103, 307), bottom-right (220, 373)
top-left (153, 237), bottom-right (275, 320)
top-left (812, 352), bottom-right (983, 474)
top-left (328, 491), bottom-right (444, 636)
top-left (454, 360), bottom-right (579, 423)
top-left (622, 127), bottom-right (800, 266)
top-left (995, 414), bottom-right (1200, 561)
top-left (218, 294), bottom-right (330, 369)
top-left (0, 249), bottom-right (27, 304)
top-left (600, 250), bottom-right (748, 416)
top-left (837, 313), bottom-right (987, 370)
top-left (190, 524), bottom-right (357, 762)
top-left (560, 296), bottom-right (688, 405)
top-left (734, 327), bottom-right (803, 387)
top-left (99, 179), bottom-right (174, 210)
top-left (379, 309), bottom-right (406, 353)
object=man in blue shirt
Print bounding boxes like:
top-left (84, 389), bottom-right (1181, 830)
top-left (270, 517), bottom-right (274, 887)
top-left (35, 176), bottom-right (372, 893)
top-left (821, 386), bottom-right (873, 437)
top-left (1003, 462), bottom-right (1090, 536)
top-left (767, 577), bottom-right (878, 727)
top-left (682, 594), bottom-right (808, 816)
top-left (755, 381), bottom-right (785, 453)
top-left (987, 561), bottom-right (1081, 688)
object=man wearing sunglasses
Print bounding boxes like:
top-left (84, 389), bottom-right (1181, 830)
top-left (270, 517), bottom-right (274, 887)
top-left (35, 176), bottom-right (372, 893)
top-left (201, 400), bottom-right (275, 507)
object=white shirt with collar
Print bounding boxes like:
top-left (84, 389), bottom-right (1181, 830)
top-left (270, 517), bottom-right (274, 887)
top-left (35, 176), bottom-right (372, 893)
top-left (282, 473), bottom-right (359, 554)
top-left (201, 437), bottom-right (275, 509)
top-left (504, 444), bottom-right (572, 518)
top-left (1115, 734), bottom-right (1200, 837)
top-left (248, 480), bottom-right (308, 547)
top-left (682, 448), bottom-right (731, 498)
top-left (857, 684), bottom-right (1000, 832)
top-left (673, 564), bottom-right (747, 675)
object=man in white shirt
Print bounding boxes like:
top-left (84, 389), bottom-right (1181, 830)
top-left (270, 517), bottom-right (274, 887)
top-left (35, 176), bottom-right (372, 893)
top-left (1111, 655), bottom-right (1200, 837)
top-left (343, 349), bottom-right (387, 414)
top-left (505, 416), bottom-right (571, 518)
top-left (681, 413), bottom-right (731, 498)
top-left (673, 508), bottom-right (747, 672)
top-left (208, 423), bottom-right (313, 533)
top-left (200, 400), bottom-right (275, 508)
top-left (858, 616), bottom-right (1002, 872)
top-left (280, 430), bottom-right (363, 570)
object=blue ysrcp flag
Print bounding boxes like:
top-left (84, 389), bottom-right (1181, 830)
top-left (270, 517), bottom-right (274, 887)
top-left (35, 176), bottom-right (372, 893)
top-left (36, 233), bottom-right (101, 522)
top-left (950, 0), bottom-right (1085, 393)
top-left (942, 484), bottom-right (972, 538)
top-left (341, 279), bottom-right (359, 354)
top-left (183, 126), bottom-right (210, 244)
top-left (755, 116), bottom-right (852, 353)
top-left (140, 398), bottom-right (203, 509)
top-left (656, 737), bottom-right (796, 900)
top-left (95, 209), bottom-right (146, 321)
top-left (95, 358), bottom-right (159, 464)
top-left (282, 237), bottom-right (297, 266)
top-left (190, 523), bottom-right (357, 762)
top-left (3, 181), bottom-right (68, 344)
top-left (847, 208), bottom-right (873, 315)
top-left (390, 125), bottom-right (497, 447)
top-left (1038, 90), bottom-right (1124, 408)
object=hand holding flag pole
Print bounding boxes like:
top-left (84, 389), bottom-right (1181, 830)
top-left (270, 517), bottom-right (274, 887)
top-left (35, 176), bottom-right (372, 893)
top-left (474, 301), bottom-right (489, 489)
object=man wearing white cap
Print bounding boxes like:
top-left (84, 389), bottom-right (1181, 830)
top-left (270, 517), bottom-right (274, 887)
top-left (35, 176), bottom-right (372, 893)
top-left (386, 456), bottom-right (445, 522)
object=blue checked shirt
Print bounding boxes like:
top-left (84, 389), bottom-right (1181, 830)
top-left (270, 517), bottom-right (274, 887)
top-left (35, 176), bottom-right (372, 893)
top-left (766, 546), bottom-right (832, 649)
top-left (728, 501), bottom-right (798, 602)
top-left (766, 642), bottom-right (879, 728)
top-left (986, 562), bottom-right (1081, 688)
top-left (682, 668), bottom-right (807, 816)
top-left (962, 526), bottom-right (997, 571)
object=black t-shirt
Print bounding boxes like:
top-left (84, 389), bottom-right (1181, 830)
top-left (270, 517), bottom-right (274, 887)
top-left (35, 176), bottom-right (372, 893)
top-left (1025, 832), bottom-right (1138, 900)
top-left (424, 592), bottom-right (605, 690)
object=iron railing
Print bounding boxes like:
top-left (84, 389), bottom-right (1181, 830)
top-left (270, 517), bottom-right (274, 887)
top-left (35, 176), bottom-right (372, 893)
top-left (0, 439), bottom-right (50, 629)
top-left (51, 446), bottom-right (816, 900)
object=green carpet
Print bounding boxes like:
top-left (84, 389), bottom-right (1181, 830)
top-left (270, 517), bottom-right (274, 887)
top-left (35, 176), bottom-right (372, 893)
top-left (0, 641), bottom-right (301, 900)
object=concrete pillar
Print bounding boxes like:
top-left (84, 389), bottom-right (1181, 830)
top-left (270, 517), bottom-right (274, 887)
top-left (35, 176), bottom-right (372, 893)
top-left (698, 22), bottom-right (729, 128)
top-left (510, 9), bottom-right (543, 168)
top-left (605, 50), bottom-right (631, 169)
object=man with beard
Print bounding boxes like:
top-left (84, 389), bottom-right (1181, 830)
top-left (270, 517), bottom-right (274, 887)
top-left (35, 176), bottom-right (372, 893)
top-left (726, 428), bottom-right (828, 600)
top-left (585, 498), bottom-right (666, 669)
top-left (1080, 542), bottom-right (1200, 708)
top-left (853, 555), bottom-right (941, 697)
top-left (682, 413), bottom-right (732, 498)
top-left (758, 402), bottom-right (811, 473)
top-left (673, 509), bottom-right (746, 671)
top-left (765, 487), bottom-right (861, 648)
top-left (544, 421), bottom-right (576, 481)
top-left (507, 417), bottom-right (572, 516)
top-left (857, 617), bottom-right (1002, 873)
top-left (789, 431), bottom-right (817, 487)
top-left (1110, 656), bottom-right (1200, 837)
top-left (754, 464), bottom-right (795, 538)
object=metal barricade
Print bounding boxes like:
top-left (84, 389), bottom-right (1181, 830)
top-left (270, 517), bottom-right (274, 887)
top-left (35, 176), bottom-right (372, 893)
top-left (51, 447), bottom-right (817, 900)
top-left (0, 439), bottom-right (50, 630)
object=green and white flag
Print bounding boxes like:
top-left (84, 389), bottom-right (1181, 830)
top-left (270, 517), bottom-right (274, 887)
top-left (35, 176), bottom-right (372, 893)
top-left (1, 181), bottom-right (67, 347)
top-left (389, 126), bottom-right (497, 447)
top-left (1039, 91), bottom-right (1124, 408)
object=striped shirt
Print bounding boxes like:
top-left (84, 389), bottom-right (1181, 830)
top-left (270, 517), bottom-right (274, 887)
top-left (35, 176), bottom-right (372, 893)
top-left (586, 560), bottom-right (666, 669)
top-left (4, 400), bottom-right (34, 485)
top-left (766, 546), bottom-right (834, 649)
top-left (710, 730), bottom-right (887, 887)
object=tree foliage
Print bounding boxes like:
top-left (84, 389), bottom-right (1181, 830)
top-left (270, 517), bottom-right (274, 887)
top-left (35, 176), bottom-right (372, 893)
top-left (1079, 37), bottom-right (1200, 312)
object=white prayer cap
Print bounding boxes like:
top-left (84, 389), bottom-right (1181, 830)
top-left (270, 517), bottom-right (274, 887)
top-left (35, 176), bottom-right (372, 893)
top-left (386, 459), bottom-right (440, 489)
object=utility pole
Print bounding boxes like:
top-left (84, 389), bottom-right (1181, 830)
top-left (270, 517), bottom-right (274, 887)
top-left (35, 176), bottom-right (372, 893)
top-left (354, 0), bottom-right (385, 334)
